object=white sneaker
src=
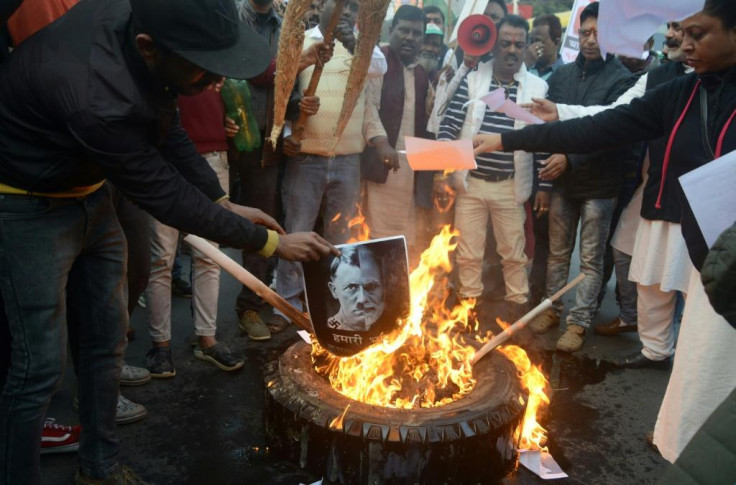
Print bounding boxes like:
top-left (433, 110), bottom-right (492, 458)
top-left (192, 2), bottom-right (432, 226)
top-left (72, 393), bottom-right (147, 425)
top-left (116, 394), bottom-right (147, 425)
top-left (120, 363), bottom-right (151, 386)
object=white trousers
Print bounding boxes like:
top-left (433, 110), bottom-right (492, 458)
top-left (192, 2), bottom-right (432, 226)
top-left (637, 283), bottom-right (682, 361)
top-left (653, 267), bottom-right (736, 462)
top-left (147, 151), bottom-right (229, 342)
top-left (454, 177), bottom-right (528, 303)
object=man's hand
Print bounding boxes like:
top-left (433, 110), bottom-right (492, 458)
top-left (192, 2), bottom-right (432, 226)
top-left (283, 136), bottom-right (301, 157)
top-left (298, 41), bottom-right (335, 72)
top-left (224, 117), bottom-right (239, 138)
top-left (299, 95), bottom-right (320, 117)
top-left (221, 200), bottom-right (285, 235)
top-left (275, 232), bottom-right (340, 262)
top-left (539, 154), bottom-right (568, 181)
top-left (334, 21), bottom-right (356, 53)
top-left (463, 54), bottom-right (480, 70)
top-left (525, 98), bottom-right (559, 122)
top-left (448, 170), bottom-right (468, 195)
top-left (473, 133), bottom-right (503, 156)
top-left (374, 138), bottom-right (399, 172)
top-left (525, 41), bottom-right (544, 67)
top-left (533, 191), bottom-right (550, 219)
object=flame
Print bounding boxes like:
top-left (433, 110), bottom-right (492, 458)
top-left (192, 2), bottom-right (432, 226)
top-left (346, 205), bottom-right (370, 243)
top-left (329, 404), bottom-right (351, 431)
top-left (313, 226), bottom-right (479, 409)
top-left (497, 345), bottom-right (550, 451)
top-left (312, 221), bottom-right (550, 450)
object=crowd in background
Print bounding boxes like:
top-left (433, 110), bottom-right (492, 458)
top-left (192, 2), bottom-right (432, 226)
top-left (0, 0), bottom-right (734, 483)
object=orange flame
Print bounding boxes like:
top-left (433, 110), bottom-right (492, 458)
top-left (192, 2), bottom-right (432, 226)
top-left (346, 205), bottom-right (370, 243)
top-left (498, 345), bottom-right (550, 451)
top-left (313, 225), bottom-right (479, 408)
top-left (312, 222), bottom-right (550, 450)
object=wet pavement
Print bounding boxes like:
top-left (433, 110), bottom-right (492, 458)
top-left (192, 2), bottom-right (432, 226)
top-left (41, 247), bottom-right (673, 485)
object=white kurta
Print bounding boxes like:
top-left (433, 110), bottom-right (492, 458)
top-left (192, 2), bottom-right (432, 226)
top-left (365, 65), bottom-right (417, 245)
top-left (653, 266), bottom-right (736, 462)
top-left (629, 219), bottom-right (693, 292)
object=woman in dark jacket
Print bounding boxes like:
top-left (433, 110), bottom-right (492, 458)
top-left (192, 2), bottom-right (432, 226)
top-left (472, 0), bottom-right (736, 465)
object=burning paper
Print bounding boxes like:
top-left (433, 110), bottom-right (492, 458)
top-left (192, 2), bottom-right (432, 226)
top-left (403, 137), bottom-right (477, 171)
top-left (519, 450), bottom-right (568, 480)
top-left (302, 237), bottom-right (410, 357)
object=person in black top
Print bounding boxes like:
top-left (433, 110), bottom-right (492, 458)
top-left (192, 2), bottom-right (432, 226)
top-left (523, 3), bottom-right (635, 353)
top-left (473, 0), bottom-right (736, 463)
top-left (0, 0), bottom-right (337, 483)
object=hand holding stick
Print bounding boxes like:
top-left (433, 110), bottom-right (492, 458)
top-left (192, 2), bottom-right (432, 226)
top-left (470, 273), bottom-right (586, 365)
top-left (291, 0), bottom-right (345, 141)
top-left (183, 235), bottom-right (312, 332)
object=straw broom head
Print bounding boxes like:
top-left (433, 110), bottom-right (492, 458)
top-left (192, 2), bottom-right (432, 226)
top-left (269, 0), bottom-right (313, 148)
top-left (333, 0), bottom-right (391, 145)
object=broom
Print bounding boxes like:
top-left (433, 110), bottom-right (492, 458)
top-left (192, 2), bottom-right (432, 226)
top-left (268, 0), bottom-right (313, 148)
top-left (332, 0), bottom-right (392, 144)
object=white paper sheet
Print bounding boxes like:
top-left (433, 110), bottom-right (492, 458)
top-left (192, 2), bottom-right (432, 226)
top-left (297, 330), bottom-right (312, 344)
top-left (598, 0), bottom-right (705, 58)
top-left (470, 88), bottom-right (544, 125)
top-left (519, 450), bottom-right (568, 480)
top-left (679, 150), bottom-right (736, 248)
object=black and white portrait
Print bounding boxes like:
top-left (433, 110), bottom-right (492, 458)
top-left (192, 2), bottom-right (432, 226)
top-left (303, 237), bottom-right (410, 356)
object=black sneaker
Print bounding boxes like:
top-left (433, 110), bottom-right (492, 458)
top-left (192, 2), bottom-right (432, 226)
top-left (193, 343), bottom-right (244, 372)
top-left (146, 347), bottom-right (176, 378)
top-left (171, 277), bottom-right (192, 298)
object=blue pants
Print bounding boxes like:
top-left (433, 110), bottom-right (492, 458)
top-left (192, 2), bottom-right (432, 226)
top-left (275, 154), bottom-right (361, 317)
top-left (0, 186), bottom-right (127, 483)
top-left (546, 193), bottom-right (616, 328)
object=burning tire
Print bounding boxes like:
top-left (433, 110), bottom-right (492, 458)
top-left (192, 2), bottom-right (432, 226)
top-left (264, 341), bottom-right (526, 484)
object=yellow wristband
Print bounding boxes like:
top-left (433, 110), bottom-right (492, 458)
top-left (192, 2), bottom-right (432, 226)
top-left (214, 194), bottom-right (230, 204)
top-left (257, 230), bottom-right (280, 258)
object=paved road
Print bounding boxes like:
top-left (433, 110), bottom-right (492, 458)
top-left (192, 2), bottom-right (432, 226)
top-left (41, 247), bottom-right (673, 485)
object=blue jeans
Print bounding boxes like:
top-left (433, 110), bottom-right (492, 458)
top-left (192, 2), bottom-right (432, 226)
top-left (546, 193), bottom-right (616, 328)
top-left (275, 154), bottom-right (360, 316)
top-left (0, 186), bottom-right (127, 484)
top-left (613, 248), bottom-right (638, 325)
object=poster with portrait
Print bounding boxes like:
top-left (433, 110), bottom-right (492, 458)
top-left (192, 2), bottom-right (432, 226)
top-left (302, 236), bottom-right (410, 357)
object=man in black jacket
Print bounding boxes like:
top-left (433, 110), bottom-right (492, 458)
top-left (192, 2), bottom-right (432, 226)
top-left (526, 2), bottom-right (635, 353)
top-left (0, 0), bottom-right (336, 483)
top-left (526, 21), bottom-right (692, 369)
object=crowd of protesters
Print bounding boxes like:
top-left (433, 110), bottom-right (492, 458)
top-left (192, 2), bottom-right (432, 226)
top-left (0, 0), bottom-right (734, 483)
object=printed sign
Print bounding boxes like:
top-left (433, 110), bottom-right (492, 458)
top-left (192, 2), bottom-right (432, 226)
top-left (302, 237), bottom-right (410, 357)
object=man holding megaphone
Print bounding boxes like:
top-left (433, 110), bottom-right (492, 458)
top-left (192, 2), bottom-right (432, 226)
top-left (437, 15), bottom-right (553, 324)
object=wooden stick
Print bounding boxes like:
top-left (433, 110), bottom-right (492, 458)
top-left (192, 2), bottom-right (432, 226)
top-left (183, 235), bottom-right (312, 332)
top-left (470, 273), bottom-right (586, 365)
top-left (291, 0), bottom-right (345, 141)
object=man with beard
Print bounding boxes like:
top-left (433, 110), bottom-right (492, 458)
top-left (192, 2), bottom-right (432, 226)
top-left (526, 20), bottom-right (693, 368)
top-left (0, 0), bottom-right (338, 482)
top-left (437, 15), bottom-right (551, 324)
top-left (362, 5), bottom-right (434, 259)
top-left (422, 5), bottom-right (447, 72)
top-left (521, 2), bottom-right (635, 352)
top-left (419, 22), bottom-right (444, 84)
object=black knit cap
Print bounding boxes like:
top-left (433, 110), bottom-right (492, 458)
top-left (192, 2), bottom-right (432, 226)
top-left (130, 0), bottom-right (271, 79)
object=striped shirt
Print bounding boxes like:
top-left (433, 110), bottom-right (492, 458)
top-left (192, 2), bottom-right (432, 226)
top-left (438, 76), bottom-right (552, 190)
